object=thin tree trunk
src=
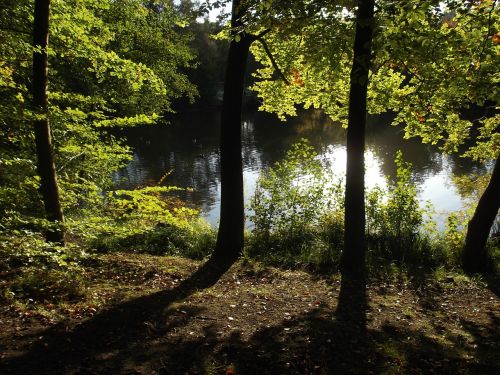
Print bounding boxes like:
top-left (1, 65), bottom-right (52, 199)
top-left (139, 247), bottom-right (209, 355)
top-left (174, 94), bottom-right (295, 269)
top-left (33, 0), bottom-right (64, 244)
top-left (211, 0), bottom-right (250, 264)
top-left (341, 0), bottom-right (375, 279)
top-left (462, 154), bottom-right (500, 274)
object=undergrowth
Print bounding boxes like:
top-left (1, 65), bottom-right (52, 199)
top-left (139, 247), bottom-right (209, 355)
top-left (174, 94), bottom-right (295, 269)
top-left (1, 141), bottom-right (497, 306)
top-left (246, 140), bottom-right (498, 277)
top-left (0, 230), bottom-right (88, 303)
top-left (0, 185), bottom-right (216, 304)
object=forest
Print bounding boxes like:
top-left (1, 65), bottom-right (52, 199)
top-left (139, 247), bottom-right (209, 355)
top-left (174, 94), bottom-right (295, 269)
top-left (0, 0), bottom-right (499, 373)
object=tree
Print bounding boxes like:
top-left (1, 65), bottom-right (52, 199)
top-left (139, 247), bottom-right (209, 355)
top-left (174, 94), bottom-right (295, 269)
top-left (251, 0), bottom-right (374, 276)
top-left (380, 0), bottom-right (499, 273)
top-left (341, 0), bottom-right (375, 278)
top-left (211, 0), bottom-right (252, 264)
top-left (32, 0), bottom-right (65, 243)
top-left (1, 0), bottom-right (197, 243)
top-left (463, 154), bottom-right (500, 273)
top-left (209, 0), bottom-right (299, 264)
top-left (251, 0), bottom-right (499, 273)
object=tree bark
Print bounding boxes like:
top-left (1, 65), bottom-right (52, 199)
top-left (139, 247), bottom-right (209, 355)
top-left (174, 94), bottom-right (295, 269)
top-left (462, 154), bottom-right (500, 274)
top-left (341, 0), bottom-right (375, 279)
top-left (33, 0), bottom-right (64, 244)
top-left (211, 0), bottom-right (250, 264)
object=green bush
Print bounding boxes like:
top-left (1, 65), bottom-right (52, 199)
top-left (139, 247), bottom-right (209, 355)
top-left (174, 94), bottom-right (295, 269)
top-left (247, 140), bottom-right (343, 271)
top-left (0, 229), bottom-right (87, 270)
top-left (60, 184), bottom-right (216, 259)
top-left (247, 142), bottom-right (467, 274)
top-left (250, 140), bottom-right (335, 232)
top-left (366, 151), bottom-right (430, 267)
top-left (9, 268), bottom-right (86, 303)
top-left (93, 218), bottom-right (216, 259)
top-left (0, 230), bottom-right (88, 303)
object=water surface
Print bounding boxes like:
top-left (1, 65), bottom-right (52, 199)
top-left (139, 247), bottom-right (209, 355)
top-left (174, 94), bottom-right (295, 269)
top-left (115, 110), bottom-right (484, 227)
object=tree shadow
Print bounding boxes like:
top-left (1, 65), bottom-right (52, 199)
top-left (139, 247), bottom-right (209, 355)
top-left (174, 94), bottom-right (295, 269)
top-left (485, 274), bottom-right (500, 297)
top-left (334, 274), bottom-right (369, 369)
top-left (150, 293), bottom-right (497, 374)
top-left (2, 261), bottom-right (498, 374)
top-left (151, 274), bottom-right (371, 374)
top-left (336, 275), bottom-right (367, 327)
top-left (404, 280), bottom-right (499, 374)
top-left (0, 257), bottom-right (235, 374)
top-left (458, 313), bottom-right (499, 373)
top-left (152, 305), bottom-right (497, 374)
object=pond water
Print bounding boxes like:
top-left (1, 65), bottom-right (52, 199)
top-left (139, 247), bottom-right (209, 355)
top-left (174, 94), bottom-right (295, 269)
top-left (114, 109), bottom-right (486, 228)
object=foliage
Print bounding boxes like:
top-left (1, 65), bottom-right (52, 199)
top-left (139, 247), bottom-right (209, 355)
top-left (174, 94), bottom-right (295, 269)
top-left (61, 185), bottom-right (217, 259)
top-left (0, 0), bottom-right (209, 303)
top-left (0, 229), bottom-right (86, 269)
top-left (8, 268), bottom-right (86, 303)
top-left (0, 0), bottom-right (197, 228)
top-left (248, 140), bottom-right (343, 271)
top-left (0, 183), bottom-right (216, 303)
top-left (247, 141), bottom-right (471, 273)
top-left (1, 0), bottom-right (496, 302)
top-left (93, 219), bottom-right (216, 259)
top-left (442, 212), bottom-right (468, 262)
top-left (250, 1), bottom-right (499, 161)
top-left (0, 229), bottom-right (88, 303)
top-left (247, 0), bottom-right (499, 274)
top-left (379, 0), bottom-right (499, 161)
top-left (250, 139), bottom-right (342, 233)
top-left (366, 151), bottom-right (425, 264)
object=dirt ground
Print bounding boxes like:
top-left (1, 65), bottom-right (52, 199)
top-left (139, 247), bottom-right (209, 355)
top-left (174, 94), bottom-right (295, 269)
top-left (0, 253), bottom-right (498, 374)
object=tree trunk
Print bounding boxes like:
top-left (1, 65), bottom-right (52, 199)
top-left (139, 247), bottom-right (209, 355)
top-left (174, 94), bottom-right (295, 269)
top-left (462, 154), bottom-right (500, 274)
top-left (211, 0), bottom-right (250, 264)
top-left (33, 0), bottom-right (64, 244)
top-left (341, 0), bottom-right (375, 279)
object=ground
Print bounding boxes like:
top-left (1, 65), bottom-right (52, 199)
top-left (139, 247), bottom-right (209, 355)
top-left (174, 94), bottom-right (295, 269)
top-left (0, 253), bottom-right (498, 374)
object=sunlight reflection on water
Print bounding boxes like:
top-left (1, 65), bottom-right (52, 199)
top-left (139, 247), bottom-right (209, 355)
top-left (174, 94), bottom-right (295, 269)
top-left (115, 110), bottom-right (480, 230)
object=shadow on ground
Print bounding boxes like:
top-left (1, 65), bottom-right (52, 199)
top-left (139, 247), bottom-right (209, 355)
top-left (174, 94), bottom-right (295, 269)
top-left (1, 261), bottom-right (498, 374)
top-left (0, 258), bottom-right (234, 374)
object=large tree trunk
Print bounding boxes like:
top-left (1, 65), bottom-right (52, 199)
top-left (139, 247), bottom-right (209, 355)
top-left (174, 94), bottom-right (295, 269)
top-left (211, 0), bottom-right (250, 264)
top-left (462, 154), bottom-right (500, 274)
top-left (33, 0), bottom-right (64, 244)
top-left (340, 0), bottom-right (375, 279)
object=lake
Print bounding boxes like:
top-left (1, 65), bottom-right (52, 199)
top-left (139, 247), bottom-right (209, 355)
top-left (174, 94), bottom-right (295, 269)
top-left (114, 109), bottom-right (486, 228)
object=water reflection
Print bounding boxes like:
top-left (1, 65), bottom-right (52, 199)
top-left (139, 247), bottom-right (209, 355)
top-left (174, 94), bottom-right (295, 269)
top-left (115, 110), bottom-right (483, 227)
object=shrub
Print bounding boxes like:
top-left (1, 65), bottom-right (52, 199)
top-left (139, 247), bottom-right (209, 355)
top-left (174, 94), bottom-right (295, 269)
top-left (64, 184), bottom-right (216, 259)
top-left (366, 151), bottom-right (425, 265)
top-left (0, 230), bottom-right (88, 303)
top-left (248, 143), bottom-right (465, 275)
top-left (250, 140), bottom-right (333, 233)
top-left (9, 268), bottom-right (86, 303)
top-left (248, 140), bottom-right (343, 271)
top-left (93, 218), bottom-right (216, 259)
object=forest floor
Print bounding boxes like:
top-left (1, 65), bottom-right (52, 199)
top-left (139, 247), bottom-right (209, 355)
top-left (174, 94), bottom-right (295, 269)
top-left (0, 252), bottom-right (499, 374)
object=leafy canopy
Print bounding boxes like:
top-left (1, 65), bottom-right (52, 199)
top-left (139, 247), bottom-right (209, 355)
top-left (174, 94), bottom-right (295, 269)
top-left (250, 0), bottom-right (499, 161)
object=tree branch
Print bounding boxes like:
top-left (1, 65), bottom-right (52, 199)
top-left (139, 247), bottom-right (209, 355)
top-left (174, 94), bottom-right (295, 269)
top-left (254, 28), bottom-right (271, 39)
top-left (255, 37), bottom-right (290, 85)
top-left (476, 0), bottom-right (497, 75)
top-left (0, 25), bottom-right (31, 36)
